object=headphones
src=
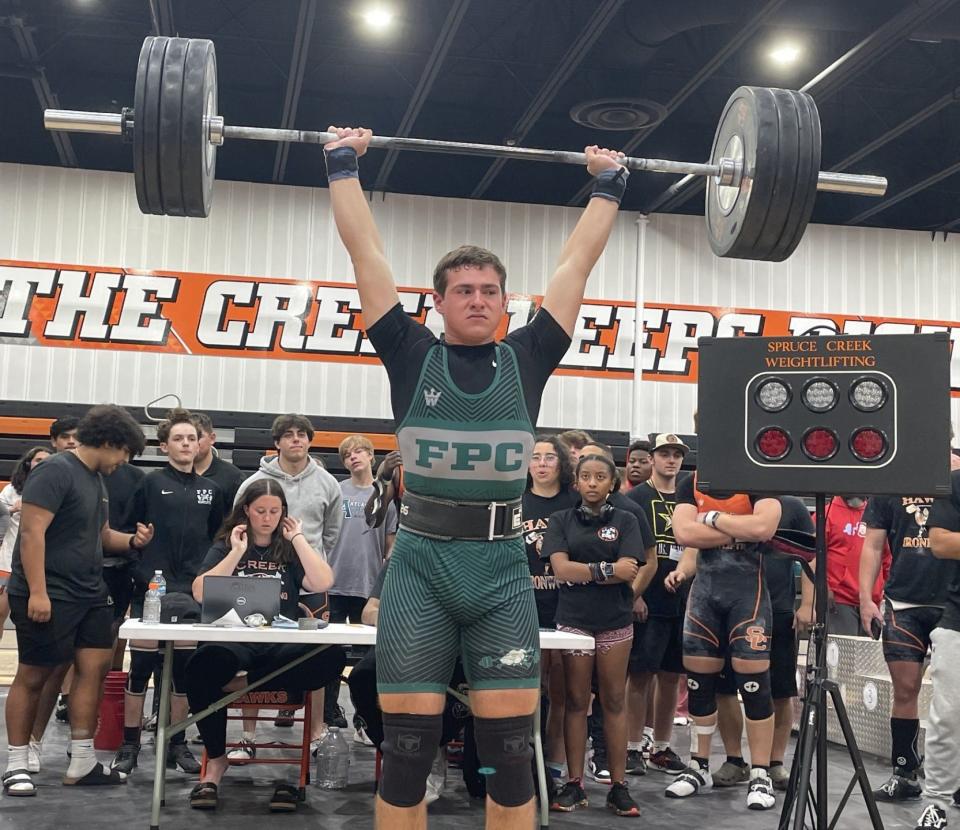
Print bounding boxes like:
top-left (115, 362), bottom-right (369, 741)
top-left (575, 500), bottom-right (615, 525)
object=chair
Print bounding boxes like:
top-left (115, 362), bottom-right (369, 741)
top-left (198, 687), bottom-right (312, 801)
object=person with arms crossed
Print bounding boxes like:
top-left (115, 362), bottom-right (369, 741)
top-left (324, 124), bottom-right (629, 829)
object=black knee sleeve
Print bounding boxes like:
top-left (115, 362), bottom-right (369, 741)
top-left (379, 713), bottom-right (443, 808)
top-left (737, 670), bottom-right (773, 720)
top-left (127, 649), bottom-right (157, 695)
top-left (171, 647), bottom-right (193, 696)
top-left (473, 715), bottom-right (535, 807)
top-left (686, 672), bottom-right (718, 718)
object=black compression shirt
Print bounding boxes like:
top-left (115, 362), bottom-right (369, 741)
top-left (366, 302), bottom-right (571, 426)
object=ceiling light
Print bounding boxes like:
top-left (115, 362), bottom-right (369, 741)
top-left (362, 6), bottom-right (394, 31)
top-left (770, 43), bottom-right (801, 66)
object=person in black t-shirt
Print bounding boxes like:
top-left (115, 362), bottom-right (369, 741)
top-left (191, 412), bottom-right (248, 506)
top-left (184, 478), bottom-right (345, 811)
top-left (911, 472), bottom-right (960, 830)
top-left (3, 405), bottom-right (148, 795)
top-left (625, 433), bottom-right (691, 776)
top-left (541, 453), bottom-right (647, 817)
top-left (858, 480), bottom-right (960, 802)
top-left (522, 435), bottom-right (577, 780)
top-left (664, 477), bottom-right (781, 810)
top-left (112, 409), bottom-right (227, 778)
top-left (325, 124), bottom-right (631, 826)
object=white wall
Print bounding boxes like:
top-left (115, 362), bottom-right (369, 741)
top-left (1, 162), bottom-right (958, 435)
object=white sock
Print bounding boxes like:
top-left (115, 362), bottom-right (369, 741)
top-left (66, 738), bottom-right (97, 779)
top-left (5, 745), bottom-right (29, 774)
top-left (241, 731), bottom-right (256, 742)
top-left (628, 741), bottom-right (643, 751)
top-left (643, 726), bottom-right (654, 738)
top-left (654, 741), bottom-right (669, 752)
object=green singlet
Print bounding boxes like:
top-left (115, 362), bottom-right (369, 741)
top-left (377, 341), bottom-right (541, 693)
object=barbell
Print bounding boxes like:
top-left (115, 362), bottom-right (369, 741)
top-left (44, 35), bottom-right (888, 263)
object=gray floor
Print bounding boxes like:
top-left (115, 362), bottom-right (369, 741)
top-left (0, 685), bottom-right (928, 830)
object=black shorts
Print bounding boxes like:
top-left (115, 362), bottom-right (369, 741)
top-left (716, 612), bottom-right (797, 699)
top-left (882, 603), bottom-right (942, 664)
top-left (629, 615), bottom-right (684, 674)
top-left (9, 594), bottom-right (114, 666)
top-left (683, 568), bottom-right (772, 663)
top-left (103, 566), bottom-right (135, 622)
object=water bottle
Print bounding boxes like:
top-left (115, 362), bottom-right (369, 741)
top-left (142, 570), bottom-right (166, 624)
top-left (314, 726), bottom-right (350, 789)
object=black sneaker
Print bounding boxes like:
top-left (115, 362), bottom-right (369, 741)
top-left (914, 804), bottom-right (948, 829)
top-left (55, 695), bottom-right (69, 724)
top-left (111, 743), bottom-right (140, 775)
top-left (589, 751), bottom-right (612, 784)
top-left (607, 781), bottom-right (640, 817)
top-left (650, 746), bottom-right (685, 775)
top-left (626, 749), bottom-right (647, 776)
top-left (325, 704), bottom-right (348, 729)
top-left (875, 772), bottom-right (922, 802)
top-left (167, 743), bottom-right (201, 774)
top-left (551, 781), bottom-right (588, 812)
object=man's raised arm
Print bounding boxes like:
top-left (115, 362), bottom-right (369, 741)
top-left (540, 146), bottom-right (628, 337)
top-left (324, 127), bottom-right (400, 328)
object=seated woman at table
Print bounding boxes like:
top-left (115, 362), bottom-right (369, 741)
top-left (541, 453), bottom-right (650, 818)
top-left (186, 479), bottom-right (346, 812)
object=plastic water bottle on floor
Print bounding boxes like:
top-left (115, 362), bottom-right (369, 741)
top-left (142, 570), bottom-right (166, 624)
top-left (315, 727), bottom-right (350, 789)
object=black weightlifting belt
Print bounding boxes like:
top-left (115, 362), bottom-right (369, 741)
top-left (399, 491), bottom-right (523, 542)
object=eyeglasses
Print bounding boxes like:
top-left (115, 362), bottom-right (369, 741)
top-left (531, 453), bottom-right (559, 464)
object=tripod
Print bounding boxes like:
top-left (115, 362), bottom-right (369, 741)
top-left (778, 494), bottom-right (885, 830)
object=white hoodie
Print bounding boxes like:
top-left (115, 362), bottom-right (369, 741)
top-left (234, 456), bottom-right (343, 557)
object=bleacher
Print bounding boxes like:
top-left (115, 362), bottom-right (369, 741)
top-left (0, 400), bottom-right (681, 482)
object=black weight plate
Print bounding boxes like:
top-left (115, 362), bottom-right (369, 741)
top-left (705, 86), bottom-right (780, 259)
top-left (180, 39), bottom-right (218, 218)
top-left (133, 36), bottom-right (158, 215)
top-left (158, 37), bottom-right (189, 216)
top-left (752, 89), bottom-right (801, 259)
top-left (770, 90), bottom-right (821, 262)
top-left (135, 36), bottom-right (170, 215)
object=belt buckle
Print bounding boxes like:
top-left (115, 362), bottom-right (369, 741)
top-left (487, 501), bottom-right (507, 541)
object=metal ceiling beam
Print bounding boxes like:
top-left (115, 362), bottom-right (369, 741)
top-left (272, 0), bottom-right (317, 183)
top-left (846, 160), bottom-right (960, 225)
top-left (148, 0), bottom-right (176, 37)
top-left (645, 0), bottom-right (960, 215)
top-left (372, 0), bottom-right (471, 192)
top-left (470, 0), bottom-right (627, 199)
top-left (6, 16), bottom-right (77, 167)
top-left (566, 0), bottom-right (787, 206)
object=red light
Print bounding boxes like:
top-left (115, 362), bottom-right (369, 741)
top-left (850, 428), bottom-right (887, 462)
top-left (802, 428), bottom-right (839, 461)
top-left (756, 427), bottom-right (791, 461)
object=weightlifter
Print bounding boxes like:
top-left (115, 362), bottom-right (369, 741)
top-left (664, 478), bottom-right (782, 811)
top-left (324, 125), bottom-right (628, 829)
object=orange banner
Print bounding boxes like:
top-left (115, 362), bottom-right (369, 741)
top-left (1, 258), bottom-right (958, 393)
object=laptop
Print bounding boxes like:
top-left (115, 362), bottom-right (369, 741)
top-left (201, 575), bottom-right (282, 624)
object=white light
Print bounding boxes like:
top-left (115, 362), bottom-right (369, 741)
top-left (770, 44), bottom-right (801, 66)
top-left (851, 379), bottom-right (885, 411)
top-left (803, 380), bottom-right (836, 412)
top-left (362, 6), bottom-right (394, 30)
top-left (757, 380), bottom-right (790, 412)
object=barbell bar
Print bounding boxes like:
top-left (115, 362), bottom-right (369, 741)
top-left (44, 108), bottom-right (887, 197)
top-left (42, 35), bottom-right (889, 262)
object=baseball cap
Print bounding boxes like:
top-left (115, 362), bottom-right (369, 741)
top-left (651, 433), bottom-right (690, 454)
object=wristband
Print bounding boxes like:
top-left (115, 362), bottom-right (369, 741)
top-left (128, 534), bottom-right (139, 551)
top-left (706, 510), bottom-right (721, 529)
top-left (324, 146), bottom-right (360, 182)
top-left (590, 167), bottom-right (629, 204)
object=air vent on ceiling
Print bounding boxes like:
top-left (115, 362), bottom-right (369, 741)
top-left (569, 98), bottom-right (667, 131)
